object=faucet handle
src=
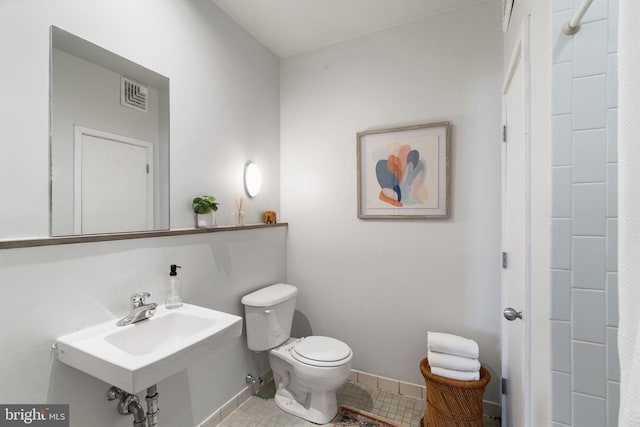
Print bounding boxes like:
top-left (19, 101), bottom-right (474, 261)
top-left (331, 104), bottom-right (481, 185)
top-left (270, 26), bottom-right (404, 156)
top-left (131, 292), bottom-right (151, 307)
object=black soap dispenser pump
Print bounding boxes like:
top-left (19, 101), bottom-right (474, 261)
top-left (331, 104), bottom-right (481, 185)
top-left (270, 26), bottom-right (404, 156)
top-left (166, 264), bottom-right (182, 309)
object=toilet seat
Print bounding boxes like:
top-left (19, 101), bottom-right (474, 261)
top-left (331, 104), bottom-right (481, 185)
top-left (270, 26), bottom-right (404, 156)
top-left (292, 336), bottom-right (352, 367)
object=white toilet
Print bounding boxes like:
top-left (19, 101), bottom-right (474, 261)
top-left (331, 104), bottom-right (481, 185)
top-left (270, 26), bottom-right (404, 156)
top-left (241, 283), bottom-right (353, 424)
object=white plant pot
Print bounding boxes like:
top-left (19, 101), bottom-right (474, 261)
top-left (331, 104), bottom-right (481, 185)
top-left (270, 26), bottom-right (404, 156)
top-left (196, 212), bottom-right (216, 228)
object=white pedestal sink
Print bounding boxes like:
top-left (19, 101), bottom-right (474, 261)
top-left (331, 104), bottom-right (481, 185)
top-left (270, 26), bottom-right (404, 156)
top-left (56, 304), bottom-right (243, 393)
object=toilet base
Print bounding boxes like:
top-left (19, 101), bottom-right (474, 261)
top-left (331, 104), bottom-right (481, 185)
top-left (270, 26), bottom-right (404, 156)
top-left (274, 385), bottom-right (338, 424)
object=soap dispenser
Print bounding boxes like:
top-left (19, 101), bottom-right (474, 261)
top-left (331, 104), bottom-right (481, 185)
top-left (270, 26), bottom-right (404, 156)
top-left (166, 264), bottom-right (183, 309)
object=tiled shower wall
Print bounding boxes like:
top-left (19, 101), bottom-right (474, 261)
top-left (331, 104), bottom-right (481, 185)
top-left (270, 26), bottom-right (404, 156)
top-left (551, 0), bottom-right (619, 426)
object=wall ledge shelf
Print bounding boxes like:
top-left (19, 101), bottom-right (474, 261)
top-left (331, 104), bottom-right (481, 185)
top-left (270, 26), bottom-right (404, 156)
top-left (0, 223), bottom-right (288, 250)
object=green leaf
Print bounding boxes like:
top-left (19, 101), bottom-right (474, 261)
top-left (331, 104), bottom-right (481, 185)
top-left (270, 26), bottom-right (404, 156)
top-left (192, 195), bottom-right (219, 214)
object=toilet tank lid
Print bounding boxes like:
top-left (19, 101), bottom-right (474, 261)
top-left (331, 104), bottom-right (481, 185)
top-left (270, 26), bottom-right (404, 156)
top-left (241, 283), bottom-right (298, 307)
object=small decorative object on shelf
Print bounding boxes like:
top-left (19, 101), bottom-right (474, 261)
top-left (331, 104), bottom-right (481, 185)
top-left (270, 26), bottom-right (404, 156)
top-left (264, 210), bottom-right (277, 224)
top-left (192, 195), bottom-right (219, 228)
top-left (235, 197), bottom-right (245, 226)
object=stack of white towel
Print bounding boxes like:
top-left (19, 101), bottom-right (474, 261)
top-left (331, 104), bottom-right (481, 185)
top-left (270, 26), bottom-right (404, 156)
top-left (427, 332), bottom-right (480, 381)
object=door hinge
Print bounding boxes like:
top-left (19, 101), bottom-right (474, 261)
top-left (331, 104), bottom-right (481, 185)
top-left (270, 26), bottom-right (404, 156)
top-left (502, 125), bottom-right (507, 142)
top-left (146, 164), bottom-right (150, 174)
top-left (502, 252), bottom-right (508, 269)
top-left (502, 378), bottom-right (508, 395)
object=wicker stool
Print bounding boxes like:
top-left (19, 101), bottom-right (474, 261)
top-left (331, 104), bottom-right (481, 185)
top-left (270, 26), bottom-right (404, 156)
top-left (419, 358), bottom-right (490, 427)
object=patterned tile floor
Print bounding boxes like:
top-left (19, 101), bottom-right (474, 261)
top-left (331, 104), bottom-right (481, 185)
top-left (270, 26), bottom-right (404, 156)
top-left (219, 381), bottom-right (500, 427)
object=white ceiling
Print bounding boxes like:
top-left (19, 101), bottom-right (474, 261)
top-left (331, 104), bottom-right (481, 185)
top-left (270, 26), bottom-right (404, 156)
top-left (211, 0), bottom-right (492, 58)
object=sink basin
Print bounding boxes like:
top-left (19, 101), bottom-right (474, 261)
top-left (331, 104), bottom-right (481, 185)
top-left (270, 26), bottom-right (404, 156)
top-left (56, 304), bottom-right (243, 393)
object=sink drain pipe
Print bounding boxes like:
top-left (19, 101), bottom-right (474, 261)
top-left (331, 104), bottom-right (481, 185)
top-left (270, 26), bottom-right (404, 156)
top-left (145, 385), bottom-right (159, 427)
top-left (108, 385), bottom-right (159, 427)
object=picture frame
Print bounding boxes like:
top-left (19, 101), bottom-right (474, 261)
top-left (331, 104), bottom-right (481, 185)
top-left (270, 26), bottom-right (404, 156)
top-left (357, 122), bottom-right (450, 219)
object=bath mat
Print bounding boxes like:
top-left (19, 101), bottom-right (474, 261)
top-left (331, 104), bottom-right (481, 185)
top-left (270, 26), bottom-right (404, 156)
top-left (332, 405), bottom-right (401, 427)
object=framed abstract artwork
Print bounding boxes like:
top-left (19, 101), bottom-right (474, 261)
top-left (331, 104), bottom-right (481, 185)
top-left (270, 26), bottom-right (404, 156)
top-left (357, 122), bottom-right (451, 219)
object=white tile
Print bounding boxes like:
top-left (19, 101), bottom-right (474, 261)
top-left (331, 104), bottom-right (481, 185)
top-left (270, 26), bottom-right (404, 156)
top-left (357, 371), bottom-right (378, 388)
top-left (552, 371), bottom-right (572, 424)
top-left (608, 54), bottom-right (618, 108)
top-left (553, 115), bottom-right (573, 166)
top-left (572, 183), bottom-right (606, 236)
top-left (573, 21), bottom-right (608, 77)
top-left (554, 0), bottom-right (573, 12)
top-left (553, 219), bottom-right (572, 270)
top-left (399, 381), bottom-right (423, 399)
top-left (573, 393), bottom-right (606, 427)
top-left (573, 341), bottom-right (606, 397)
top-left (608, 381), bottom-right (620, 427)
top-left (553, 10), bottom-right (573, 63)
top-left (572, 289), bottom-right (605, 343)
top-left (573, 129), bottom-right (607, 183)
top-left (237, 387), bottom-right (253, 406)
top-left (607, 164), bottom-right (618, 217)
top-left (607, 109), bottom-right (618, 162)
top-left (609, 0), bottom-right (619, 53)
top-left (553, 63), bottom-right (573, 115)
top-left (553, 167), bottom-right (572, 217)
top-left (220, 399), bottom-right (238, 421)
top-left (607, 273), bottom-right (619, 326)
top-left (607, 327), bottom-right (620, 381)
top-left (573, 75), bottom-right (607, 130)
top-left (573, 237), bottom-right (606, 289)
top-left (552, 321), bottom-right (572, 372)
top-left (607, 219), bottom-right (618, 272)
top-left (574, 0), bottom-right (608, 23)
top-left (552, 269), bottom-right (572, 321)
top-left (378, 376), bottom-right (399, 393)
top-left (199, 410), bottom-right (221, 427)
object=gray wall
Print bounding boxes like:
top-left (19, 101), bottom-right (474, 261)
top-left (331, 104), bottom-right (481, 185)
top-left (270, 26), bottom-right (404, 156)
top-left (280, 1), bottom-right (504, 407)
top-left (0, 0), bottom-right (280, 238)
top-left (0, 0), bottom-right (282, 426)
top-left (550, 0), bottom-right (619, 425)
top-left (0, 228), bottom-right (286, 427)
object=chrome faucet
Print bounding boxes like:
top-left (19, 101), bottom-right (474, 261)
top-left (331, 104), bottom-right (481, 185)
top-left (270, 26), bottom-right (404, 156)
top-left (116, 292), bottom-right (158, 326)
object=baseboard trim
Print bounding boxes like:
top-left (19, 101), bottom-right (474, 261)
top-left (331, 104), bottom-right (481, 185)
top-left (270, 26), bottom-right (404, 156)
top-left (351, 368), bottom-right (501, 418)
top-left (483, 400), bottom-right (501, 417)
top-left (197, 384), bottom-right (252, 427)
top-left (198, 370), bottom-right (274, 427)
top-left (198, 368), bottom-right (500, 425)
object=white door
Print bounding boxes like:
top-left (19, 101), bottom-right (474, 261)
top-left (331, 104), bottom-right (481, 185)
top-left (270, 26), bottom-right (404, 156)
top-left (501, 17), bottom-right (531, 427)
top-left (74, 126), bottom-right (154, 234)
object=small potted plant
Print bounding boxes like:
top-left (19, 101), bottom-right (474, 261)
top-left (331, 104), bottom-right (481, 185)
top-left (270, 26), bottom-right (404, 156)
top-left (192, 195), bottom-right (219, 228)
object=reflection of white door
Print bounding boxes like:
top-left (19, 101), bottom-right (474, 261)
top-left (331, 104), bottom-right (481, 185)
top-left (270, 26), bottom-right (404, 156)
top-left (74, 126), bottom-right (154, 234)
top-left (501, 17), bottom-right (531, 427)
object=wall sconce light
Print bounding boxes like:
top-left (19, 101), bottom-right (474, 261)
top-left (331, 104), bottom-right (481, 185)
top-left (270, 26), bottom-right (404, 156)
top-left (244, 161), bottom-right (262, 198)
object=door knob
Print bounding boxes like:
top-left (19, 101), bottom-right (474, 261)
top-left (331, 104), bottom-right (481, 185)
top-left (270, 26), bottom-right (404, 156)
top-left (503, 307), bottom-right (522, 321)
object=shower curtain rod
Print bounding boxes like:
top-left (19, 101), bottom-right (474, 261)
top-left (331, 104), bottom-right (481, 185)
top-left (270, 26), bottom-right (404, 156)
top-left (562, 0), bottom-right (594, 35)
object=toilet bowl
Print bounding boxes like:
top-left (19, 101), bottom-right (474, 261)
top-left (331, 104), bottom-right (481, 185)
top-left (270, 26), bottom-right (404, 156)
top-left (241, 284), bottom-right (353, 424)
top-left (270, 337), bottom-right (353, 424)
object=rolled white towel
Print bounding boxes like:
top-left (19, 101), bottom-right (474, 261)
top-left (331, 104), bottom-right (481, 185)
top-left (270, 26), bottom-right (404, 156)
top-left (431, 366), bottom-right (480, 381)
top-left (428, 350), bottom-right (480, 372)
top-left (427, 331), bottom-right (479, 359)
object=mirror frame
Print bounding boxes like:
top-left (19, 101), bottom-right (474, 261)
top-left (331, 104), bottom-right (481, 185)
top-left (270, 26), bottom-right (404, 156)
top-left (0, 223), bottom-right (287, 250)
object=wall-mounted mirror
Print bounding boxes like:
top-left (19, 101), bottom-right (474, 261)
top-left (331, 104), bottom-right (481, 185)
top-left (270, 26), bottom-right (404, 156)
top-left (50, 26), bottom-right (170, 236)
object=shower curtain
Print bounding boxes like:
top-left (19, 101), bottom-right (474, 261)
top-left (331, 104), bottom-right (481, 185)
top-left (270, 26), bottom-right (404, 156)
top-left (618, 0), bottom-right (640, 424)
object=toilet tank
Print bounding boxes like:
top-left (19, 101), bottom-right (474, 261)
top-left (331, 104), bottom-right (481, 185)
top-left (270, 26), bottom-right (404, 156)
top-left (241, 284), bottom-right (298, 351)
